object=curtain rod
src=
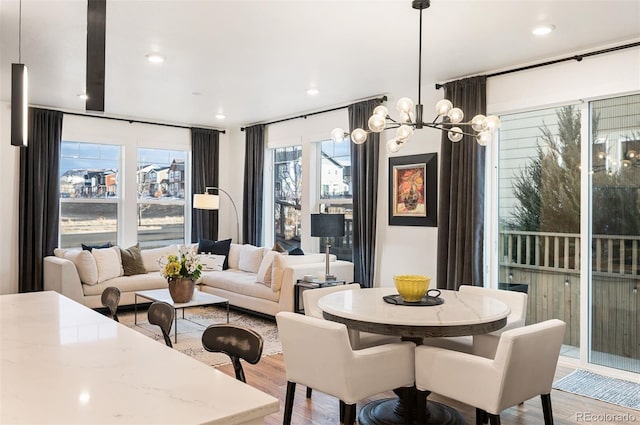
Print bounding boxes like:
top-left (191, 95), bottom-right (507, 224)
top-left (61, 110), bottom-right (226, 133)
top-left (435, 41), bottom-right (640, 89)
top-left (240, 96), bottom-right (387, 131)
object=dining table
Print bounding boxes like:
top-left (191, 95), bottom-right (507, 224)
top-left (318, 286), bottom-right (510, 425)
top-left (0, 291), bottom-right (279, 424)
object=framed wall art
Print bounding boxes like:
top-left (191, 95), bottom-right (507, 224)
top-left (388, 153), bottom-right (437, 227)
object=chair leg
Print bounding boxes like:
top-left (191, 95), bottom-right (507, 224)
top-left (342, 402), bottom-right (356, 425)
top-left (283, 381), bottom-right (296, 425)
top-left (163, 332), bottom-right (173, 348)
top-left (306, 387), bottom-right (312, 398)
top-left (231, 357), bottom-right (246, 383)
top-left (339, 400), bottom-right (345, 422)
top-left (416, 389), bottom-right (428, 424)
top-left (488, 413), bottom-right (501, 425)
top-left (476, 408), bottom-right (488, 425)
top-left (541, 393), bottom-right (554, 425)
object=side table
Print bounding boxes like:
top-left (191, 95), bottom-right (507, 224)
top-left (294, 279), bottom-right (346, 314)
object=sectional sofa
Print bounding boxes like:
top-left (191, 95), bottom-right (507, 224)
top-left (43, 242), bottom-right (354, 317)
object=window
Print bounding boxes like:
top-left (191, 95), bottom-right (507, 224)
top-left (59, 142), bottom-right (120, 248)
top-left (318, 139), bottom-right (353, 261)
top-left (273, 146), bottom-right (302, 251)
top-left (137, 148), bottom-right (187, 248)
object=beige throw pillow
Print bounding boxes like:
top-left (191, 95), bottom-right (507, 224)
top-left (256, 250), bottom-right (283, 287)
top-left (141, 245), bottom-right (178, 272)
top-left (238, 244), bottom-right (264, 274)
top-left (64, 249), bottom-right (98, 285)
top-left (92, 247), bottom-right (123, 283)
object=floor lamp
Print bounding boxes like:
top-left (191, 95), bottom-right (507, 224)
top-left (193, 187), bottom-right (240, 243)
top-left (310, 213), bottom-right (345, 281)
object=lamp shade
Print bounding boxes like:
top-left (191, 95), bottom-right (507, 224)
top-left (193, 193), bottom-right (220, 210)
top-left (310, 214), bottom-right (345, 237)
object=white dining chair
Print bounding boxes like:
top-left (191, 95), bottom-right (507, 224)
top-left (276, 311), bottom-right (416, 425)
top-left (423, 285), bottom-right (528, 358)
top-left (415, 319), bottom-right (566, 425)
top-left (301, 283), bottom-right (402, 399)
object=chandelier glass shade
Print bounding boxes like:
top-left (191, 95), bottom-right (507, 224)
top-left (330, 0), bottom-right (501, 153)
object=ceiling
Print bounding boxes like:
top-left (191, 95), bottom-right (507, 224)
top-left (1, 0), bottom-right (639, 130)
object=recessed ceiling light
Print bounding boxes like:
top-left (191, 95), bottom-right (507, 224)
top-left (78, 93), bottom-right (88, 100)
top-left (306, 88), bottom-right (319, 96)
top-left (145, 53), bottom-right (165, 64)
top-left (532, 24), bottom-right (555, 36)
top-left (215, 113), bottom-right (226, 120)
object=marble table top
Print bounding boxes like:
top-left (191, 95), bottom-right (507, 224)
top-left (318, 287), bottom-right (510, 338)
top-left (1, 291), bottom-right (279, 424)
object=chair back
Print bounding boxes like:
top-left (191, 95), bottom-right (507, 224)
top-left (148, 301), bottom-right (175, 348)
top-left (459, 285), bottom-right (528, 330)
top-left (276, 312), bottom-right (355, 395)
top-left (202, 324), bottom-right (264, 383)
top-left (493, 319), bottom-right (566, 411)
top-left (302, 283), bottom-right (361, 319)
top-left (101, 287), bottom-right (121, 322)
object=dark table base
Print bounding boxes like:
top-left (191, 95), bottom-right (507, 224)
top-left (358, 398), bottom-right (465, 425)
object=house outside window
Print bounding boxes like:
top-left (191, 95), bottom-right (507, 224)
top-left (318, 139), bottom-right (353, 262)
top-left (59, 142), bottom-right (120, 248)
top-left (137, 148), bottom-right (187, 248)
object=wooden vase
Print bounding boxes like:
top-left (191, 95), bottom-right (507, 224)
top-left (168, 277), bottom-right (195, 303)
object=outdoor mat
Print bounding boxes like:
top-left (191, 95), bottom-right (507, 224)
top-left (119, 304), bottom-right (281, 367)
top-left (553, 369), bottom-right (640, 411)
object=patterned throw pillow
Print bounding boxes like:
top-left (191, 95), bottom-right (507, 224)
top-left (198, 239), bottom-right (232, 270)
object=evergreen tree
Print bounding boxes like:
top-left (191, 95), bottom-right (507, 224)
top-left (509, 105), bottom-right (581, 233)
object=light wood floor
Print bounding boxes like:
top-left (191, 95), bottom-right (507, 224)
top-left (215, 356), bottom-right (638, 425)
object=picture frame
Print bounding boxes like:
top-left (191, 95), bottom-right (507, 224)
top-left (388, 153), bottom-right (437, 227)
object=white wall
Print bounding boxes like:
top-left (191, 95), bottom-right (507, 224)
top-left (0, 102), bottom-right (20, 294)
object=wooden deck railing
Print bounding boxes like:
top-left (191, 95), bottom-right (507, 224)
top-left (498, 230), bottom-right (639, 363)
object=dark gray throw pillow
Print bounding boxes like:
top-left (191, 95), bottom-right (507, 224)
top-left (198, 238), bottom-right (232, 269)
top-left (82, 242), bottom-right (112, 252)
top-left (120, 244), bottom-right (147, 276)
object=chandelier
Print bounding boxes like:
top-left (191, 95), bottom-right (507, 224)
top-left (330, 0), bottom-right (501, 153)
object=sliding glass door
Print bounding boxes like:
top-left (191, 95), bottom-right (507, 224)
top-left (494, 93), bottom-right (640, 374)
top-left (588, 94), bottom-right (640, 373)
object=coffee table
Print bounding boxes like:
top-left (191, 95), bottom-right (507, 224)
top-left (134, 288), bottom-right (229, 343)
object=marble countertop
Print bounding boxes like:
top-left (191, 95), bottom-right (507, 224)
top-left (318, 287), bottom-right (510, 327)
top-left (1, 291), bottom-right (279, 424)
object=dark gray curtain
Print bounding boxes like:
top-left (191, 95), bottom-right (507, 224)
top-left (19, 108), bottom-right (63, 292)
top-left (243, 124), bottom-right (265, 246)
top-left (437, 76), bottom-right (487, 290)
top-left (349, 99), bottom-right (380, 288)
top-left (191, 128), bottom-right (220, 243)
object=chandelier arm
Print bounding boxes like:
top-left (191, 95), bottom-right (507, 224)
top-left (423, 122), bottom-right (477, 137)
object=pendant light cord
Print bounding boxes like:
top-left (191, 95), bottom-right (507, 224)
top-left (18, 0), bottom-right (22, 63)
top-left (417, 7), bottom-right (422, 106)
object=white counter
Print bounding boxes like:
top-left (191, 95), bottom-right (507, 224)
top-left (0, 291), bottom-right (279, 424)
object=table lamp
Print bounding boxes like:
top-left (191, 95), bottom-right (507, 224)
top-left (310, 213), bottom-right (345, 281)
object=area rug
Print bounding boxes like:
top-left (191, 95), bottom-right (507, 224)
top-left (119, 305), bottom-right (281, 366)
top-left (553, 369), bottom-right (640, 411)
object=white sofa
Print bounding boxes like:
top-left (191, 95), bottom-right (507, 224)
top-left (43, 243), bottom-right (354, 317)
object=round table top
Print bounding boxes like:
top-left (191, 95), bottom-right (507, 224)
top-left (318, 287), bottom-right (510, 338)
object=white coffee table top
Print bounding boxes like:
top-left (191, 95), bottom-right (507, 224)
top-left (0, 291), bottom-right (278, 424)
top-left (136, 288), bottom-right (228, 307)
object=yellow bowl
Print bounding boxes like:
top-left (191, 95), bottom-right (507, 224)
top-left (393, 275), bottom-right (431, 302)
